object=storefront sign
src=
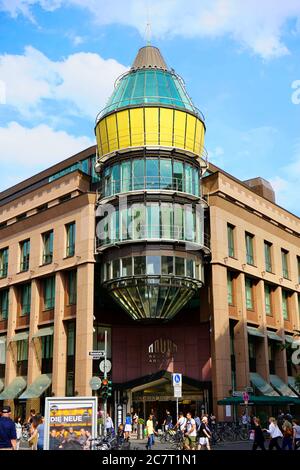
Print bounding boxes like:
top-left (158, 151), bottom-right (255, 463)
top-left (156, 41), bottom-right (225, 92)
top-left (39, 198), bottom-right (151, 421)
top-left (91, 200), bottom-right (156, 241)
top-left (148, 338), bottom-right (177, 363)
top-left (44, 397), bottom-right (98, 450)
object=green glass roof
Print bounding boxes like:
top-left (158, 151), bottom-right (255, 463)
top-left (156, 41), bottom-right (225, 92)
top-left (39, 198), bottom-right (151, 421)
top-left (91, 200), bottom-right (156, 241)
top-left (99, 69), bottom-right (203, 120)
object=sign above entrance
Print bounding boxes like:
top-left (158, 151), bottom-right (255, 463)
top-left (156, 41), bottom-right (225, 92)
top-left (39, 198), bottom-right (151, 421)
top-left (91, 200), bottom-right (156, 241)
top-left (89, 350), bottom-right (105, 359)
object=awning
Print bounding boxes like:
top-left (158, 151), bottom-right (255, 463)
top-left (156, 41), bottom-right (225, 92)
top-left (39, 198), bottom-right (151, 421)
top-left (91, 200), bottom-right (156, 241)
top-left (270, 374), bottom-right (298, 397)
top-left (0, 377), bottom-right (4, 393)
top-left (267, 330), bottom-right (283, 342)
top-left (288, 377), bottom-right (300, 396)
top-left (19, 374), bottom-right (52, 399)
top-left (32, 327), bottom-right (54, 339)
top-left (9, 331), bottom-right (29, 343)
top-left (218, 396), bottom-right (300, 406)
top-left (0, 376), bottom-right (27, 399)
top-left (250, 372), bottom-right (279, 396)
top-left (247, 326), bottom-right (265, 338)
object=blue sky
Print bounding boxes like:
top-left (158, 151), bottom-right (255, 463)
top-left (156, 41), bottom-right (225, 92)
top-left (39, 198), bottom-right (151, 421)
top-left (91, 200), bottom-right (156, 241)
top-left (0, 0), bottom-right (300, 215)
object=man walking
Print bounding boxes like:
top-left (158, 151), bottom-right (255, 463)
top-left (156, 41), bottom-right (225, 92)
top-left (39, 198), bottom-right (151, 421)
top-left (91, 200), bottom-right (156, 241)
top-left (0, 405), bottom-right (17, 451)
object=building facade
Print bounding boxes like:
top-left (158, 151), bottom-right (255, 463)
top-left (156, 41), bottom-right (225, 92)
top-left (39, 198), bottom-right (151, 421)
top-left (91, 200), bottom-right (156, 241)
top-left (0, 45), bottom-right (299, 422)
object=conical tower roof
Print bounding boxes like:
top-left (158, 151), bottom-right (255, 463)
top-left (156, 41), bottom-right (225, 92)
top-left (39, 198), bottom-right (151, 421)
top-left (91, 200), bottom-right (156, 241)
top-left (99, 45), bottom-right (203, 120)
top-left (131, 45), bottom-right (168, 70)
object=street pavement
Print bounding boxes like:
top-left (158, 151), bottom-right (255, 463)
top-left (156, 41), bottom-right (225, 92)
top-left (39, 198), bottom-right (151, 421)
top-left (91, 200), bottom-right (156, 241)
top-left (130, 437), bottom-right (253, 451)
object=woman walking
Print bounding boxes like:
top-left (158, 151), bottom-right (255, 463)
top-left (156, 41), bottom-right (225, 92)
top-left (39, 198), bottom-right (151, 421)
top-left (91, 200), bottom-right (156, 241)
top-left (252, 417), bottom-right (266, 451)
top-left (292, 419), bottom-right (300, 450)
top-left (265, 417), bottom-right (282, 450)
top-left (15, 417), bottom-right (22, 450)
top-left (124, 413), bottom-right (132, 441)
top-left (146, 415), bottom-right (156, 450)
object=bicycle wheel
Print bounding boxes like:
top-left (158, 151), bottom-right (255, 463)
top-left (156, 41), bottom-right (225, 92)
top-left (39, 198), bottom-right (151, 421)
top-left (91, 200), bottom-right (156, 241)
top-left (222, 429), bottom-right (235, 442)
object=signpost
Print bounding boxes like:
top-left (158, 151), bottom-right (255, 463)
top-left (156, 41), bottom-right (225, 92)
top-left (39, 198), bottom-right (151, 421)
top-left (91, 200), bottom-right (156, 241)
top-left (103, 330), bottom-right (108, 437)
top-left (172, 373), bottom-right (182, 421)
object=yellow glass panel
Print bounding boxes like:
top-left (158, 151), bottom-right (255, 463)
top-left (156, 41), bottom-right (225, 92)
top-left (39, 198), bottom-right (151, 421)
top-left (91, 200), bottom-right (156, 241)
top-left (99, 119), bottom-right (109, 156)
top-left (194, 119), bottom-right (205, 155)
top-left (116, 110), bottom-right (130, 149)
top-left (106, 114), bottom-right (118, 152)
top-left (95, 125), bottom-right (102, 156)
top-left (185, 114), bottom-right (196, 152)
top-left (173, 110), bottom-right (186, 149)
top-left (159, 108), bottom-right (173, 147)
top-left (144, 107), bottom-right (159, 145)
top-left (130, 108), bottom-right (144, 147)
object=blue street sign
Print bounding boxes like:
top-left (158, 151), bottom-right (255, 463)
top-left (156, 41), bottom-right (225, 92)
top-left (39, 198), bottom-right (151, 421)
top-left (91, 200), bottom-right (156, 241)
top-left (172, 373), bottom-right (182, 386)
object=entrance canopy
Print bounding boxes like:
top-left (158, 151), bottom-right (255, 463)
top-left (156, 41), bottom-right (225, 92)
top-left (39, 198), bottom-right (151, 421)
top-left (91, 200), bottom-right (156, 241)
top-left (0, 376), bottom-right (26, 399)
top-left (19, 373), bottom-right (52, 399)
top-left (250, 372), bottom-right (279, 396)
top-left (270, 374), bottom-right (298, 398)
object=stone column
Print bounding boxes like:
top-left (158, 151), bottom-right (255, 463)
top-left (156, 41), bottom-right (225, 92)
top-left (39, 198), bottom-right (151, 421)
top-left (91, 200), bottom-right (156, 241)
top-left (26, 279), bottom-right (42, 415)
top-left (255, 280), bottom-right (269, 381)
top-left (5, 285), bottom-right (18, 413)
top-left (233, 272), bottom-right (250, 389)
top-left (210, 263), bottom-right (232, 421)
top-left (52, 271), bottom-right (67, 397)
top-left (75, 263), bottom-right (94, 395)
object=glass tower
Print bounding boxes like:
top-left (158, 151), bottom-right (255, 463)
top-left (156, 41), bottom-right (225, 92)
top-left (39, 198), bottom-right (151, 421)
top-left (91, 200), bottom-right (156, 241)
top-left (95, 45), bottom-right (208, 322)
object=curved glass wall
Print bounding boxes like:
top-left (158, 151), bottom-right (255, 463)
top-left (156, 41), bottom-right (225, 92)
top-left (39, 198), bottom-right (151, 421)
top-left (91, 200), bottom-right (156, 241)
top-left (97, 201), bottom-right (204, 247)
top-left (102, 255), bottom-right (202, 283)
top-left (101, 254), bottom-right (202, 321)
top-left (102, 157), bottom-right (200, 197)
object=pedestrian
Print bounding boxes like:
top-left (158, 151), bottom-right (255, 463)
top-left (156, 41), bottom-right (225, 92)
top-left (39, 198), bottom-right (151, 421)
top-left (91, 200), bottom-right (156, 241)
top-left (292, 419), bottom-right (300, 450)
top-left (282, 418), bottom-right (293, 450)
top-left (37, 415), bottom-right (45, 451)
top-left (145, 414), bottom-right (156, 450)
top-left (194, 413), bottom-right (201, 435)
top-left (251, 417), bottom-right (266, 451)
top-left (197, 415), bottom-right (211, 450)
top-left (163, 410), bottom-right (173, 431)
top-left (150, 409), bottom-right (158, 433)
top-left (27, 409), bottom-right (36, 425)
top-left (277, 410), bottom-right (285, 432)
top-left (241, 411), bottom-right (249, 428)
top-left (175, 412), bottom-right (187, 435)
top-left (124, 413), bottom-right (132, 440)
top-left (15, 417), bottom-right (22, 450)
top-left (105, 412), bottom-right (114, 436)
top-left (209, 412), bottom-right (216, 428)
top-left (132, 412), bottom-right (138, 434)
top-left (117, 424), bottom-right (125, 446)
top-left (184, 412), bottom-right (197, 450)
top-left (265, 417), bottom-right (282, 450)
top-left (0, 406), bottom-right (17, 451)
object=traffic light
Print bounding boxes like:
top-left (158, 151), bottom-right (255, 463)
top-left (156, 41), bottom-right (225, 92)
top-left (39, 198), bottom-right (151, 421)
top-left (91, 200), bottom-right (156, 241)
top-left (101, 378), bottom-right (109, 399)
top-left (107, 380), bottom-right (112, 397)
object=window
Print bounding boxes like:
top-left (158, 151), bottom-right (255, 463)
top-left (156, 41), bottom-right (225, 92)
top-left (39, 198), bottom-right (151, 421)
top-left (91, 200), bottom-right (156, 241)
top-left (66, 321), bottom-right (75, 396)
top-left (245, 277), bottom-right (254, 310)
top-left (186, 259), bottom-right (194, 278)
top-left (268, 342), bottom-right (276, 374)
top-left (20, 283), bottom-right (31, 316)
top-left (282, 289), bottom-right (289, 320)
top-left (121, 258), bottom-right (132, 277)
top-left (147, 204), bottom-right (160, 239)
top-left (162, 256), bottom-right (174, 275)
top-left (173, 161), bottom-right (183, 191)
top-left (133, 159), bottom-right (144, 190)
top-left (297, 256), bottom-right (300, 284)
top-left (17, 339), bottom-right (28, 376)
top-left (111, 163), bottom-right (120, 194)
top-left (227, 272), bottom-right (234, 305)
top-left (161, 203), bottom-right (173, 239)
top-left (264, 241), bottom-right (272, 273)
top-left (67, 270), bottom-right (77, 305)
top-left (185, 205), bottom-right (195, 242)
top-left (43, 277), bottom-right (55, 310)
top-left (265, 284), bottom-right (272, 316)
top-left (134, 256), bottom-right (146, 275)
top-left (175, 257), bottom-right (185, 276)
top-left (42, 230), bottom-right (53, 265)
top-left (121, 161), bottom-right (132, 192)
top-left (185, 163), bottom-right (193, 194)
top-left (146, 159), bottom-right (159, 189)
top-left (112, 259), bottom-right (120, 278)
top-left (160, 159), bottom-right (172, 190)
top-left (0, 289), bottom-right (9, 320)
top-left (245, 233), bottom-right (254, 265)
top-left (41, 335), bottom-right (53, 374)
top-left (0, 248), bottom-right (8, 278)
top-left (227, 224), bottom-right (235, 258)
top-left (20, 239), bottom-right (30, 272)
top-left (132, 204), bottom-right (144, 240)
top-left (281, 249), bottom-right (289, 279)
top-left (146, 256), bottom-right (161, 275)
top-left (248, 338), bottom-right (257, 372)
top-left (66, 222), bottom-right (76, 257)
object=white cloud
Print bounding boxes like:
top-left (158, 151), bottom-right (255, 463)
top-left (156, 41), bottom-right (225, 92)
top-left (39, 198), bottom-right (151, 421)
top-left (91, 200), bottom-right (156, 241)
top-left (0, 121), bottom-right (94, 191)
top-left (1, 0), bottom-right (300, 58)
top-left (0, 46), bottom-right (128, 119)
